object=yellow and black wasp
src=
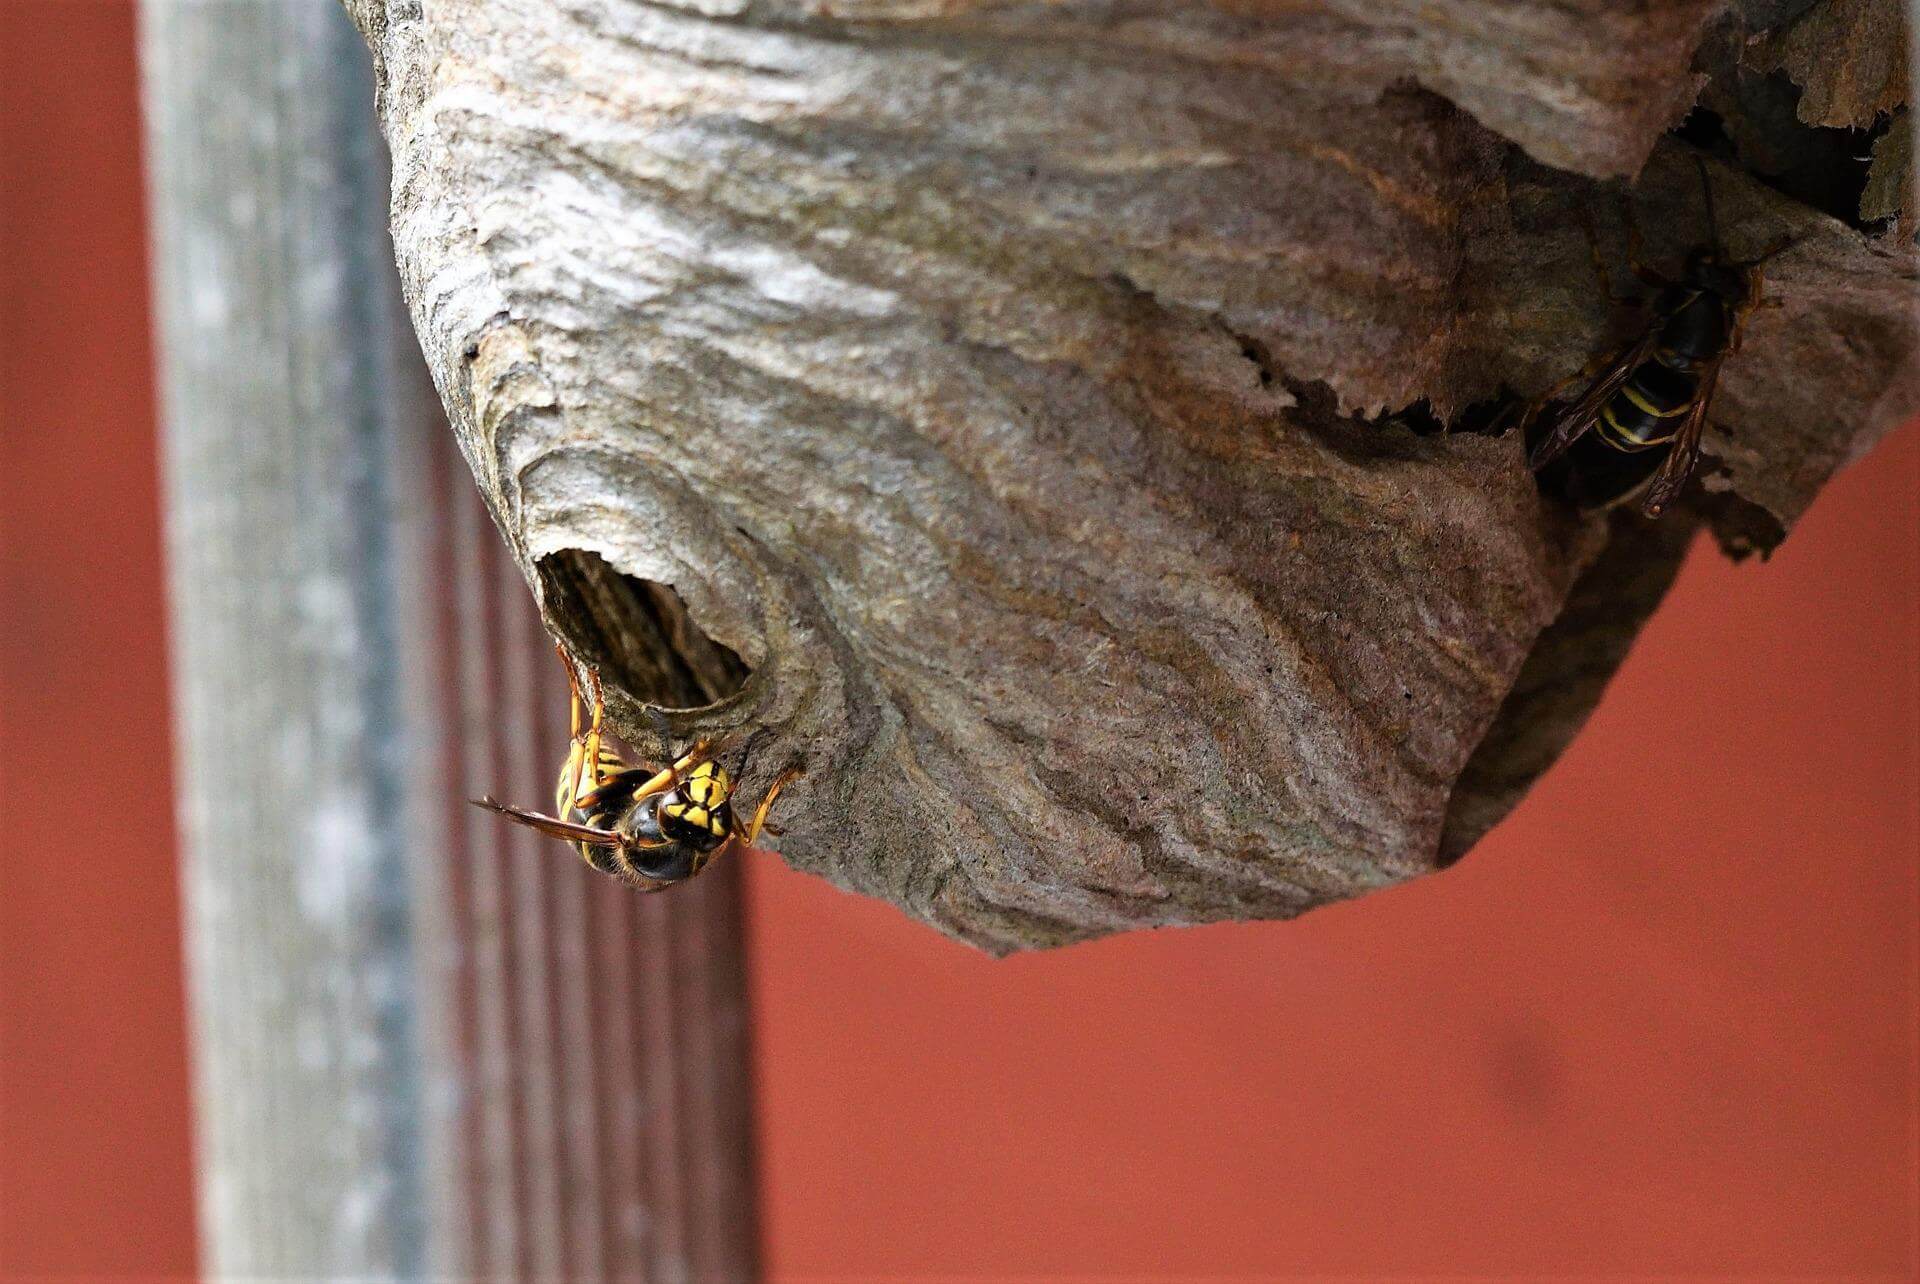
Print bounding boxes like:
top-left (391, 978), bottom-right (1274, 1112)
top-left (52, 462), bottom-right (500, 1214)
top-left (1527, 158), bottom-right (1790, 517)
top-left (473, 648), bottom-right (799, 890)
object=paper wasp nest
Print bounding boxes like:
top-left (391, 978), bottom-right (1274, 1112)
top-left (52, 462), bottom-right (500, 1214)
top-left (345, 0), bottom-right (1916, 950)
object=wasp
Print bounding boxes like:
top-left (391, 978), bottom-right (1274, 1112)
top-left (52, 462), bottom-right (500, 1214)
top-left (1526, 158), bottom-right (1790, 517)
top-left (473, 648), bottom-right (799, 891)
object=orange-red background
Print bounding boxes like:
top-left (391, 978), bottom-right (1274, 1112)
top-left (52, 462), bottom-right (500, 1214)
top-left (3, 4), bottom-right (1914, 1279)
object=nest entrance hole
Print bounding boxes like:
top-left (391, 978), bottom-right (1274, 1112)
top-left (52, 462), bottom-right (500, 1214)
top-left (535, 549), bottom-right (751, 711)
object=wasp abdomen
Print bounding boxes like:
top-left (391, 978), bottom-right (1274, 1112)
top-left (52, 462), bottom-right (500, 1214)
top-left (1598, 359), bottom-right (1698, 451)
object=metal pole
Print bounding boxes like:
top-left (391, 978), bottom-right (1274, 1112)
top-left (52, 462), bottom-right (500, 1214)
top-left (141, 1), bottom-right (760, 1277)
top-left (142, 0), bottom-right (428, 1273)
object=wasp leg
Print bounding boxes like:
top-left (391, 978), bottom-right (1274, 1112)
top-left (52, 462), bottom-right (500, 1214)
top-left (1580, 204), bottom-right (1640, 307)
top-left (559, 658), bottom-right (641, 819)
top-left (742, 767), bottom-right (803, 847)
top-left (553, 644), bottom-right (602, 812)
top-left (558, 643), bottom-right (582, 737)
top-left (1618, 195), bottom-right (1668, 288)
top-left (623, 740), bottom-right (719, 806)
top-left (569, 668), bottom-right (671, 820)
top-left (555, 647), bottom-right (589, 816)
top-left (1488, 400), bottom-right (1528, 437)
top-left (1743, 267), bottom-right (1784, 336)
top-left (1730, 295), bottom-right (1761, 356)
top-left (1536, 364), bottom-right (1588, 406)
top-left (1495, 365), bottom-right (1587, 442)
top-left (580, 664), bottom-right (613, 795)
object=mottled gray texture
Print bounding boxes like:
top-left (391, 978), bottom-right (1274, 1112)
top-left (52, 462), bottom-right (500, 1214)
top-left (344, 0), bottom-right (1918, 949)
top-left (1752, 0), bottom-right (1908, 129)
top-left (143, 0), bottom-right (428, 1271)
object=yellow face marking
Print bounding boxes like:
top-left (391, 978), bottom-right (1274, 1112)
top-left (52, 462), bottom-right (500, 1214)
top-left (663, 798), bottom-right (726, 835)
top-left (685, 761), bottom-right (729, 802)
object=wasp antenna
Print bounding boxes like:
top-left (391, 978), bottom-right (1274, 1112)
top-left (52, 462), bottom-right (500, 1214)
top-left (1693, 152), bottom-right (1722, 259)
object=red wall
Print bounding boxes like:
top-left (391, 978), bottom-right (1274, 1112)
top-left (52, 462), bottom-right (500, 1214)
top-left (2, 3), bottom-right (1913, 1278)
top-left (749, 426), bottom-right (1919, 1278)
top-left (0, 3), bottom-right (200, 1279)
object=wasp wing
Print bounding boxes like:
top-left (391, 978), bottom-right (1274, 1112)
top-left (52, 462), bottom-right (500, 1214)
top-left (471, 796), bottom-right (625, 846)
top-left (1528, 327), bottom-right (1662, 471)
top-left (1641, 355), bottom-right (1723, 518)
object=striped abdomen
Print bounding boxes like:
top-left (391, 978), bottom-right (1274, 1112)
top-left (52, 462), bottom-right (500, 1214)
top-left (555, 743), bottom-right (641, 875)
top-left (1596, 356), bottom-right (1699, 452)
top-left (1595, 289), bottom-right (1729, 453)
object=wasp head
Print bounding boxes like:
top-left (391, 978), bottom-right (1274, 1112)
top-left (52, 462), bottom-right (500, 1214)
top-left (596, 758), bottom-right (737, 885)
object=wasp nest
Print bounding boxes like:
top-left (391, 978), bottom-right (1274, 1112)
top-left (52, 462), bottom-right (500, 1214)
top-left (345, 0), bottom-right (1916, 950)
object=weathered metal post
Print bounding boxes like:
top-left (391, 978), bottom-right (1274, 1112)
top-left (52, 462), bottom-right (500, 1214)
top-left (140, 0), bottom-right (759, 1277)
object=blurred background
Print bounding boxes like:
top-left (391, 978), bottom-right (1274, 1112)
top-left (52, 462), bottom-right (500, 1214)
top-left (2, 2), bottom-right (1914, 1280)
